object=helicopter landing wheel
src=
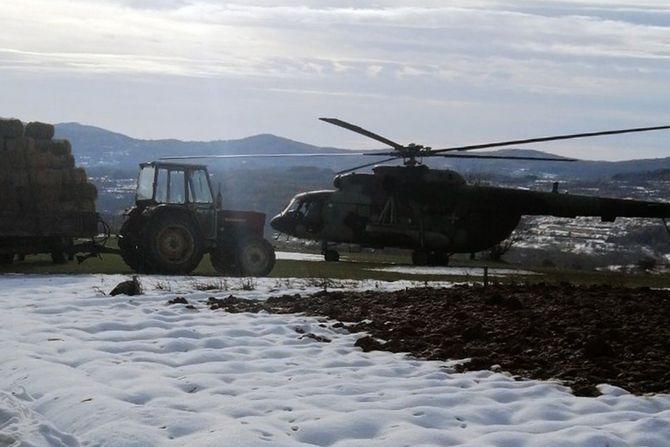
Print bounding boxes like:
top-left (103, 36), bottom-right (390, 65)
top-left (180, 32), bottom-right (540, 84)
top-left (411, 249), bottom-right (429, 266)
top-left (324, 249), bottom-right (340, 262)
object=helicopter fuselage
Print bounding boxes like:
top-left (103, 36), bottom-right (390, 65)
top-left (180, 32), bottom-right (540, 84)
top-left (270, 165), bottom-right (670, 259)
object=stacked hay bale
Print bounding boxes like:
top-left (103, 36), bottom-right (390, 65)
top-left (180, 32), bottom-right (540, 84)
top-left (0, 118), bottom-right (97, 224)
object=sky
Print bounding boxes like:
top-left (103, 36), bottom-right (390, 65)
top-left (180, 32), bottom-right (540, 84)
top-left (1, 0), bottom-right (669, 160)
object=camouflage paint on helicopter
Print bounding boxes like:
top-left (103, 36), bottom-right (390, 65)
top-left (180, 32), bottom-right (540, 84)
top-left (271, 164), bottom-right (670, 265)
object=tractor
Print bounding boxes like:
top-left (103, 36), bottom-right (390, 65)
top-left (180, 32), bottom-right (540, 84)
top-left (117, 161), bottom-right (275, 276)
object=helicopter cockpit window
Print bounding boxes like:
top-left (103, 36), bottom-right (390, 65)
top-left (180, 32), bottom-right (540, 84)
top-left (136, 166), bottom-right (155, 201)
top-left (285, 198), bottom-right (303, 214)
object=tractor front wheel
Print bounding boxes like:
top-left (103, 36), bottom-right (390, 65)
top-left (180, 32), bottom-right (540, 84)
top-left (237, 237), bottom-right (275, 277)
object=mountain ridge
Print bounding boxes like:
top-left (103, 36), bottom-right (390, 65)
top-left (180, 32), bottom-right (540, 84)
top-left (54, 122), bottom-right (670, 178)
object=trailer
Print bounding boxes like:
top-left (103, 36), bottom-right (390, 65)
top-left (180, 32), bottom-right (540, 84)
top-left (0, 118), bottom-right (100, 264)
top-left (0, 211), bottom-right (99, 264)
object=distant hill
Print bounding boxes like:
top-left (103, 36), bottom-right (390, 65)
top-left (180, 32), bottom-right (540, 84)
top-left (54, 123), bottom-right (354, 171)
top-left (55, 122), bottom-right (670, 179)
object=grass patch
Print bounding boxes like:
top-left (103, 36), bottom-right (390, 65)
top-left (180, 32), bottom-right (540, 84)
top-left (2, 246), bottom-right (670, 288)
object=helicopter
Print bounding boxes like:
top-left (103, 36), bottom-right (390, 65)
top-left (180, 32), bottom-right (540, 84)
top-left (266, 118), bottom-right (670, 265)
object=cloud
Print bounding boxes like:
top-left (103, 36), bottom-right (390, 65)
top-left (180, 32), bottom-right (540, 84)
top-left (3, 2), bottom-right (669, 74)
top-left (1, 1), bottom-right (668, 157)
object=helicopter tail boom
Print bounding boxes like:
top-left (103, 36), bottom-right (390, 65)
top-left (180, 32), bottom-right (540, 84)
top-left (470, 186), bottom-right (670, 221)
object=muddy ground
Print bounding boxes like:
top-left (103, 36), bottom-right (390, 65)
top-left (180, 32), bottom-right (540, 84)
top-left (188, 284), bottom-right (670, 397)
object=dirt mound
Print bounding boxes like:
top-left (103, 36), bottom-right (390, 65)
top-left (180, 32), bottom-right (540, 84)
top-left (208, 284), bottom-right (670, 397)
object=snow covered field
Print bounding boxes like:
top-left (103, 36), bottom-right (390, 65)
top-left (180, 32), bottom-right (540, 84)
top-left (1, 275), bottom-right (669, 447)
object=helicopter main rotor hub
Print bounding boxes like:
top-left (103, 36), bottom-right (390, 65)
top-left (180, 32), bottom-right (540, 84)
top-left (399, 144), bottom-right (432, 166)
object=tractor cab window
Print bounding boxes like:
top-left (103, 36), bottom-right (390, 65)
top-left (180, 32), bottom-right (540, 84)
top-left (136, 165), bottom-right (155, 201)
top-left (168, 170), bottom-right (186, 204)
top-left (155, 168), bottom-right (168, 202)
top-left (152, 167), bottom-right (187, 204)
top-left (188, 169), bottom-right (213, 204)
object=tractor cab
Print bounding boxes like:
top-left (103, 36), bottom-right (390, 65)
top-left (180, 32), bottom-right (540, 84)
top-left (135, 161), bottom-right (217, 239)
top-left (136, 162), bottom-right (214, 206)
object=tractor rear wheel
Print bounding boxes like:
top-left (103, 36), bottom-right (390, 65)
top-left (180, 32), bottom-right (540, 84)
top-left (143, 213), bottom-right (204, 274)
top-left (236, 236), bottom-right (275, 277)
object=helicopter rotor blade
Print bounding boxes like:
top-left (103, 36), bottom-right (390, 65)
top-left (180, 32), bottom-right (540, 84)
top-left (160, 152), bottom-right (370, 160)
top-left (433, 154), bottom-right (577, 162)
top-left (432, 125), bottom-right (670, 154)
top-left (336, 156), bottom-right (401, 175)
top-left (320, 118), bottom-right (404, 150)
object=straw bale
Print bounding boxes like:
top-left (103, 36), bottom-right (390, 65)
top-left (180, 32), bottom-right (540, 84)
top-left (49, 139), bottom-right (71, 156)
top-left (45, 153), bottom-right (75, 169)
top-left (34, 201), bottom-right (59, 213)
top-left (34, 139), bottom-right (71, 156)
top-left (0, 185), bottom-right (18, 205)
top-left (9, 171), bottom-right (30, 188)
top-left (0, 161), bottom-right (12, 176)
top-left (60, 200), bottom-right (96, 213)
top-left (33, 185), bottom-right (61, 203)
top-left (27, 150), bottom-right (51, 169)
top-left (19, 149), bottom-right (53, 169)
top-left (34, 139), bottom-right (51, 153)
top-left (0, 199), bottom-right (20, 213)
top-left (62, 167), bottom-right (88, 185)
top-left (79, 200), bottom-right (96, 212)
top-left (59, 201), bottom-right (77, 213)
top-left (61, 182), bottom-right (97, 201)
top-left (25, 122), bottom-right (55, 140)
top-left (57, 154), bottom-right (75, 169)
top-left (0, 119), bottom-right (24, 138)
top-left (2, 149), bottom-right (27, 170)
top-left (4, 137), bottom-right (35, 153)
top-left (31, 169), bottom-right (64, 187)
top-left (40, 152), bottom-right (62, 169)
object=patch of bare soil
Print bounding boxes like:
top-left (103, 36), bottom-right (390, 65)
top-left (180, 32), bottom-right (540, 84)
top-left (201, 284), bottom-right (670, 397)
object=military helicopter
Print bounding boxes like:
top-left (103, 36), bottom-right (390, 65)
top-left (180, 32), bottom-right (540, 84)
top-left (266, 118), bottom-right (670, 265)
